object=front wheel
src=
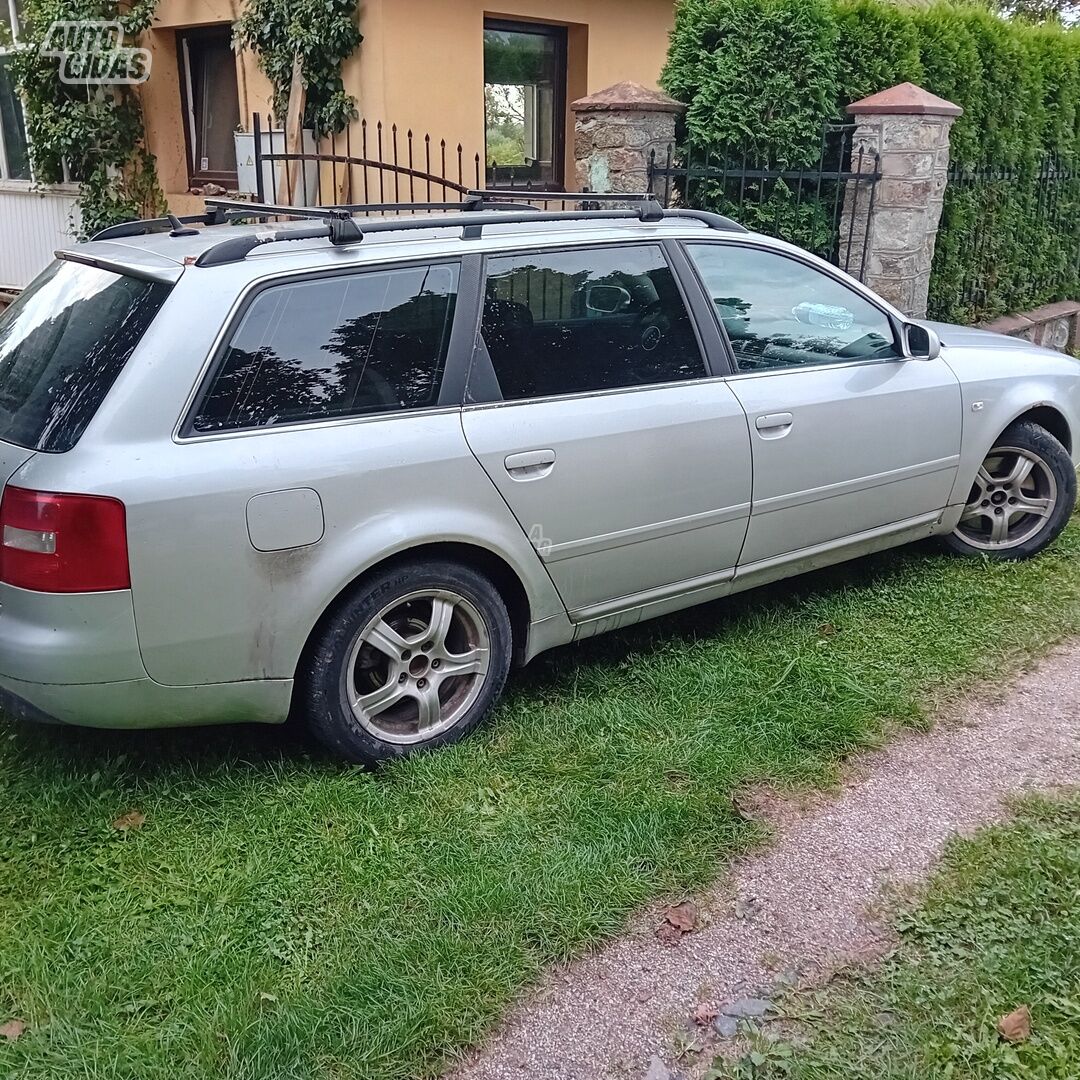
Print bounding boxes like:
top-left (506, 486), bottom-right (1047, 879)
top-left (943, 421), bottom-right (1076, 560)
top-left (302, 560), bottom-right (512, 765)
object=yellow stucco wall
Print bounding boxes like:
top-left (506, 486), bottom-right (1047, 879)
top-left (145, 0), bottom-right (675, 211)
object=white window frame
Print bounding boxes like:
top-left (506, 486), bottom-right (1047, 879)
top-left (0, 0), bottom-right (31, 185)
top-left (0, 1), bottom-right (79, 190)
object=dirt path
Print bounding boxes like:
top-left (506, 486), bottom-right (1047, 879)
top-left (446, 641), bottom-right (1080, 1080)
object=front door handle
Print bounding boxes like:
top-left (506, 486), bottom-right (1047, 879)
top-left (755, 412), bottom-right (794, 439)
top-left (504, 448), bottom-right (556, 480)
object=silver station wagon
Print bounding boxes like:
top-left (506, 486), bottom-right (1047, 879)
top-left (1, 193), bottom-right (1077, 764)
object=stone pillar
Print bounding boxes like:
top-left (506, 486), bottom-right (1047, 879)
top-left (570, 81), bottom-right (685, 195)
top-left (838, 82), bottom-right (962, 318)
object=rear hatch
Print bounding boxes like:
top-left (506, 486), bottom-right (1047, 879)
top-left (0, 256), bottom-right (174, 461)
top-left (0, 256), bottom-right (175, 561)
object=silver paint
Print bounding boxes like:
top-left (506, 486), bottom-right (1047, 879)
top-left (1, 217), bottom-right (1077, 730)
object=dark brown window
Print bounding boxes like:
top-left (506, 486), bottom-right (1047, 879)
top-left (178, 26), bottom-right (241, 187)
top-left (483, 20), bottom-right (566, 191)
top-left (0, 0), bottom-right (30, 182)
top-left (0, 54), bottom-right (29, 181)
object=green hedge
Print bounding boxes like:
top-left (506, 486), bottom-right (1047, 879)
top-left (661, 0), bottom-right (1080, 322)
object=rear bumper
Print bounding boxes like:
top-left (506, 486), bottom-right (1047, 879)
top-left (0, 671), bottom-right (294, 729)
top-left (0, 582), bottom-right (292, 729)
top-left (0, 583), bottom-right (148, 684)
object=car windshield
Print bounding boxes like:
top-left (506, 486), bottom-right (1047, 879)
top-left (0, 259), bottom-right (171, 453)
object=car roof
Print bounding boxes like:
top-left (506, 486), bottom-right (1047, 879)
top-left (55, 205), bottom-right (775, 285)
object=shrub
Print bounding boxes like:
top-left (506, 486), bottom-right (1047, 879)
top-left (661, 0), bottom-right (1080, 322)
top-left (664, 0), bottom-right (839, 165)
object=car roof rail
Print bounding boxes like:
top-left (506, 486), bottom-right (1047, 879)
top-left (91, 206), bottom-right (229, 241)
top-left (461, 189), bottom-right (666, 220)
top-left (458, 191), bottom-right (748, 235)
top-left (85, 192), bottom-right (747, 268)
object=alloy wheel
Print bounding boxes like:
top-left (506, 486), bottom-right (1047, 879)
top-left (343, 589), bottom-right (490, 744)
top-left (954, 445), bottom-right (1058, 551)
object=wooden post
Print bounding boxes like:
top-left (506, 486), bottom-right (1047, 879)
top-left (277, 54), bottom-right (306, 204)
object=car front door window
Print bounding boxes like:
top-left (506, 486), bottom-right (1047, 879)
top-left (684, 243), bottom-right (901, 372)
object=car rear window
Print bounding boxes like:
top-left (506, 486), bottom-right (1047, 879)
top-left (0, 259), bottom-right (171, 453)
top-left (189, 262), bottom-right (459, 433)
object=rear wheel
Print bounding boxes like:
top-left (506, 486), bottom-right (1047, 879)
top-left (943, 421), bottom-right (1075, 560)
top-left (303, 560), bottom-right (512, 764)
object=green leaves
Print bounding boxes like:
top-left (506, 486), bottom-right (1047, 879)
top-left (11, 0), bottom-right (166, 237)
top-left (234, 0), bottom-right (361, 138)
top-left (664, 0), bottom-right (839, 166)
top-left (662, 0), bottom-right (1080, 323)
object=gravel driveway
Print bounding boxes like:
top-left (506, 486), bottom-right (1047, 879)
top-left (446, 641), bottom-right (1080, 1080)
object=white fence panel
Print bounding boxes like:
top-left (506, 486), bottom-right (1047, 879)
top-left (0, 184), bottom-right (80, 290)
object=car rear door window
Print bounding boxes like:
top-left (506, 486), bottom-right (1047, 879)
top-left (481, 245), bottom-right (707, 400)
top-left (0, 259), bottom-right (171, 453)
top-left (684, 243), bottom-right (901, 373)
top-left (192, 262), bottom-right (459, 432)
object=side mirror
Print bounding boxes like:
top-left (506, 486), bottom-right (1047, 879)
top-left (585, 284), bottom-right (632, 315)
top-left (905, 322), bottom-right (942, 361)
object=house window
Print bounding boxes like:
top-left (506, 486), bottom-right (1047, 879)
top-left (0, 0), bottom-right (31, 181)
top-left (483, 20), bottom-right (566, 191)
top-left (178, 26), bottom-right (241, 187)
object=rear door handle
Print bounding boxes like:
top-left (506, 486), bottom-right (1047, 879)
top-left (504, 448), bottom-right (556, 479)
top-left (755, 412), bottom-right (794, 438)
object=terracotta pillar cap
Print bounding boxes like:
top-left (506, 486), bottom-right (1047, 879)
top-left (571, 81), bottom-right (686, 114)
top-left (847, 82), bottom-right (962, 118)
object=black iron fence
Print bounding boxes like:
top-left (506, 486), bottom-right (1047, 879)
top-left (647, 122), bottom-right (880, 282)
top-left (250, 113), bottom-right (482, 207)
top-left (928, 157), bottom-right (1080, 324)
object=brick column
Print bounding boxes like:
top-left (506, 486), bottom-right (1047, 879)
top-left (571, 81), bottom-right (685, 194)
top-left (838, 82), bottom-right (962, 318)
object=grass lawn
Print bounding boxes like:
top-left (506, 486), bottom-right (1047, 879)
top-left (712, 792), bottom-right (1080, 1079)
top-left (3, 525), bottom-right (1080, 1079)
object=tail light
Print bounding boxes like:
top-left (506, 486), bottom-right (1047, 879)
top-left (0, 487), bottom-right (130, 593)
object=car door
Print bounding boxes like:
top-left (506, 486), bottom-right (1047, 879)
top-left (683, 241), bottom-right (962, 570)
top-left (461, 241), bottom-right (753, 619)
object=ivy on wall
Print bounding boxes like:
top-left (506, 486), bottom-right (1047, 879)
top-left (662, 0), bottom-right (1080, 322)
top-left (10, 0), bottom-right (166, 239)
top-left (234, 0), bottom-right (362, 137)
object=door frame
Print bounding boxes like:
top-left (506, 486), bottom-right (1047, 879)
top-left (674, 238), bottom-right (962, 570)
top-left (176, 25), bottom-right (241, 189)
top-left (482, 17), bottom-right (568, 192)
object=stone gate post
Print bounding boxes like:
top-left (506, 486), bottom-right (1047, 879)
top-left (839, 82), bottom-right (962, 318)
top-left (570, 81), bottom-right (685, 195)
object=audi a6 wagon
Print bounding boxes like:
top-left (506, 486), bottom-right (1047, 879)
top-left (1, 192), bottom-right (1077, 764)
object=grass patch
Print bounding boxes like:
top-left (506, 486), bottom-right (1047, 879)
top-left (711, 792), bottom-right (1080, 1079)
top-left (2, 526), bottom-right (1080, 1079)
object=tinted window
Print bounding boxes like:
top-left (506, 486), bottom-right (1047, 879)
top-left (481, 245), bottom-right (706, 400)
top-left (685, 244), bottom-right (901, 373)
top-left (0, 260), bottom-right (170, 453)
top-left (193, 263), bottom-right (459, 432)
top-left (0, 55), bottom-right (31, 181)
